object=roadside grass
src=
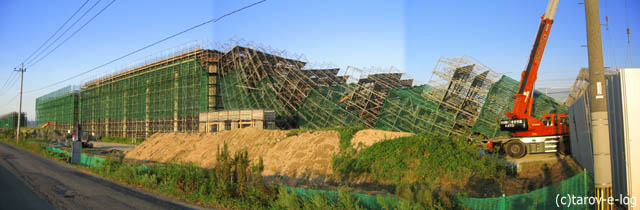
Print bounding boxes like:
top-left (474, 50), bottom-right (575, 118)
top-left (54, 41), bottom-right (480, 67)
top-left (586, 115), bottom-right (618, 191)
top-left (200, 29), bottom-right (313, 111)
top-left (0, 129), bottom-right (70, 163)
top-left (92, 144), bottom-right (368, 209)
top-left (0, 130), bottom-right (366, 209)
top-left (1, 126), bottom-right (508, 209)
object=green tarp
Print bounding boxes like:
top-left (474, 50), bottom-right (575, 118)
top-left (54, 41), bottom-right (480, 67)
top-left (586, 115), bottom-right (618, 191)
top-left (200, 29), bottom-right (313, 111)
top-left (44, 146), bottom-right (105, 168)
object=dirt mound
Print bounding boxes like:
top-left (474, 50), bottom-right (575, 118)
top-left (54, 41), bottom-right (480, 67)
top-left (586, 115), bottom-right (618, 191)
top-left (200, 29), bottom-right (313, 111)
top-left (125, 128), bottom-right (410, 185)
top-left (351, 129), bottom-right (413, 149)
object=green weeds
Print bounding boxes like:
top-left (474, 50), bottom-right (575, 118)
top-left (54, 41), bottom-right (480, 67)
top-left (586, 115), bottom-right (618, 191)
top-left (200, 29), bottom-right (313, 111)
top-left (285, 128), bottom-right (311, 138)
top-left (93, 143), bottom-right (274, 209)
top-left (100, 136), bottom-right (144, 145)
top-left (332, 132), bottom-right (506, 209)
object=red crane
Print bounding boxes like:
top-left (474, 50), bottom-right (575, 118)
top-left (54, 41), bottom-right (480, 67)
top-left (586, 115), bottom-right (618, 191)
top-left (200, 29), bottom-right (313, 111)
top-left (492, 0), bottom-right (570, 158)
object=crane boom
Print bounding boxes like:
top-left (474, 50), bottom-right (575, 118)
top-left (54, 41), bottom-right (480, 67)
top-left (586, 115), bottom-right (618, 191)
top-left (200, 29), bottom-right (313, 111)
top-left (499, 0), bottom-right (568, 138)
top-left (490, 0), bottom-right (569, 159)
top-left (507, 0), bottom-right (558, 120)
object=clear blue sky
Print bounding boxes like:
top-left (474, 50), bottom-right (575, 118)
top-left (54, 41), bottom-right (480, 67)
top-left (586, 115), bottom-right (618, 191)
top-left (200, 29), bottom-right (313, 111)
top-left (0, 0), bottom-right (637, 120)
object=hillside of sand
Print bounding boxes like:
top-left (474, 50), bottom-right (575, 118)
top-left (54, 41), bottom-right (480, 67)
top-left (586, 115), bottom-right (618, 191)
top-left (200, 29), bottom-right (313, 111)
top-left (125, 128), bottom-right (412, 184)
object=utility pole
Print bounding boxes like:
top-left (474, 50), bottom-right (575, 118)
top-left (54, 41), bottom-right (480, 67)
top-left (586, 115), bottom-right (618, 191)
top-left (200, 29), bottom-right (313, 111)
top-left (584, 0), bottom-right (612, 207)
top-left (14, 63), bottom-right (26, 143)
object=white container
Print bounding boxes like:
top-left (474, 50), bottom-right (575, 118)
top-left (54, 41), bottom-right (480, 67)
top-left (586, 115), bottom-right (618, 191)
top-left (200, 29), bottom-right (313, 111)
top-left (607, 68), bottom-right (639, 209)
top-left (620, 68), bottom-right (639, 209)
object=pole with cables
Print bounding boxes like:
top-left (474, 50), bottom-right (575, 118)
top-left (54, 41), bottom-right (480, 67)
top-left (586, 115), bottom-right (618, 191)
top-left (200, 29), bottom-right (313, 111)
top-left (584, 0), bottom-right (613, 209)
top-left (14, 63), bottom-right (26, 143)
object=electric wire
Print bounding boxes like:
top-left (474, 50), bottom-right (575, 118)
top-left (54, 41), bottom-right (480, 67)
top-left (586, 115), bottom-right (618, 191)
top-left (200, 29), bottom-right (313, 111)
top-left (24, 0), bottom-right (103, 67)
top-left (0, 71), bottom-right (17, 90)
top-left (21, 0), bottom-right (90, 65)
top-left (2, 93), bottom-right (20, 108)
top-left (2, 1), bottom-right (89, 98)
top-left (27, 0), bottom-right (115, 69)
top-left (24, 0), bottom-right (266, 94)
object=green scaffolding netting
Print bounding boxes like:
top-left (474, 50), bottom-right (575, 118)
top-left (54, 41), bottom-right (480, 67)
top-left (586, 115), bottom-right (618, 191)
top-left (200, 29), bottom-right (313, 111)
top-left (219, 69), bottom-right (294, 124)
top-left (296, 84), bottom-right (363, 129)
top-left (78, 57), bottom-right (207, 136)
top-left (471, 75), bottom-right (568, 139)
top-left (36, 92), bottom-right (77, 126)
top-left (471, 76), bottom-right (520, 138)
top-left (374, 85), bottom-right (456, 136)
top-left (81, 57), bottom-right (206, 122)
top-left (531, 90), bottom-right (569, 118)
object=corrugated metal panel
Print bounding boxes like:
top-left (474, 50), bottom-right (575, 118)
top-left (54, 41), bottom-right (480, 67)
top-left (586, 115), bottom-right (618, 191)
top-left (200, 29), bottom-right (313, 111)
top-left (606, 72), bottom-right (628, 201)
top-left (568, 92), bottom-right (594, 173)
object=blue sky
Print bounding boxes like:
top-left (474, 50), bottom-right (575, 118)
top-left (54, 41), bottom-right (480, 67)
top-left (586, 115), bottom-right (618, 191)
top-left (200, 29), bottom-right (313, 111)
top-left (0, 0), bottom-right (637, 120)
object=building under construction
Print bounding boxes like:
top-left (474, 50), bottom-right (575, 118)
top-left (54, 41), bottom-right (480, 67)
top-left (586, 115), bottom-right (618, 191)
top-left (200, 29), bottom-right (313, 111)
top-left (35, 41), bottom-right (567, 140)
top-left (0, 112), bottom-right (27, 129)
top-left (35, 85), bottom-right (79, 132)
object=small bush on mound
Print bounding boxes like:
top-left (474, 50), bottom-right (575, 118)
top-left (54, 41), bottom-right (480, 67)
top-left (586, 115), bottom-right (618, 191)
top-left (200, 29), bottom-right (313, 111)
top-left (285, 128), bottom-right (311, 137)
top-left (332, 133), bottom-right (507, 209)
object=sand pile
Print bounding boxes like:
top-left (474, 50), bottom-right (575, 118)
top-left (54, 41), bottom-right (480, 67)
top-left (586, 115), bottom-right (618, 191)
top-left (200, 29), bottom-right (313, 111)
top-left (125, 128), bottom-right (410, 184)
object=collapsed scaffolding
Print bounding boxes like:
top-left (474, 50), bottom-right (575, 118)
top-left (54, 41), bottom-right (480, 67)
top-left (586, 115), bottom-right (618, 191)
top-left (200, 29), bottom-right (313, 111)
top-left (34, 39), bottom-right (569, 140)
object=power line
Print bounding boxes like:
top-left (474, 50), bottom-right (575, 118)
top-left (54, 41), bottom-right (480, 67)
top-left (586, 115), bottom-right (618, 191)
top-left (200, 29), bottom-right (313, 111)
top-left (24, 0), bottom-right (103, 67)
top-left (2, 1), bottom-right (89, 97)
top-left (24, 0), bottom-right (267, 94)
top-left (1, 71), bottom-right (17, 90)
top-left (27, 0), bottom-right (116, 69)
top-left (2, 73), bottom-right (20, 92)
top-left (2, 93), bottom-right (20, 108)
top-left (21, 0), bottom-right (90, 66)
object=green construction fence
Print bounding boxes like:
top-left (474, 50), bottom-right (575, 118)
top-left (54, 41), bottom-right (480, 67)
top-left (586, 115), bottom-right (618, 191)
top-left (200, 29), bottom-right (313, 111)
top-left (44, 145), bottom-right (105, 168)
top-left (463, 171), bottom-right (593, 210)
top-left (283, 170), bottom-right (593, 210)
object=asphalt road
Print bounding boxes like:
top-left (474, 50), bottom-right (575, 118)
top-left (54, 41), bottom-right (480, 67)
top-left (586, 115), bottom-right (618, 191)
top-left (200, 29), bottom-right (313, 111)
top-left (0, 141), bottom-right (203, 210)
top-left (0, 162), bottom-right (54, 210)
